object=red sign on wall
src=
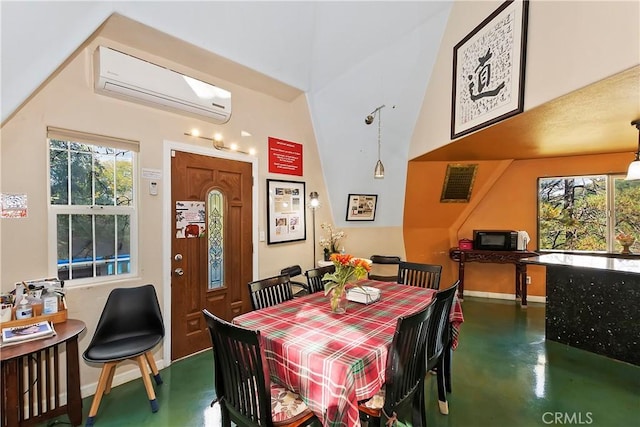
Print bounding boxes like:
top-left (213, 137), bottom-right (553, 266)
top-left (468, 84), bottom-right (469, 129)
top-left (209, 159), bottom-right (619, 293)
top-left (268, 137), bottom-right (303, 176)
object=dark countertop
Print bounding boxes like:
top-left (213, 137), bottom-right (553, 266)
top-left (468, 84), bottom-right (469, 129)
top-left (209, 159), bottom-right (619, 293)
top-left (522, 253), bottom-right (640, 275)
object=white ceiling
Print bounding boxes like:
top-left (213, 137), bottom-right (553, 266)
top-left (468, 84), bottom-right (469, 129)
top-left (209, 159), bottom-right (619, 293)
top-left (0, 1), bottom-right (454, 227)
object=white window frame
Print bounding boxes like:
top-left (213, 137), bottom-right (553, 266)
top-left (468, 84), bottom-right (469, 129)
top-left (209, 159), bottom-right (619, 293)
top-left (537, 173), bottom-right (635, 253)
top-left (47, 127), bottom-right (139, 287)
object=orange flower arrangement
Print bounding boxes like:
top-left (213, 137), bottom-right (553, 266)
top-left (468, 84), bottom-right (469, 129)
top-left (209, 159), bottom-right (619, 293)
top-left (323, 254), bottom-right (371, 312)
top-left (615, 232), bottom-right (635, 246)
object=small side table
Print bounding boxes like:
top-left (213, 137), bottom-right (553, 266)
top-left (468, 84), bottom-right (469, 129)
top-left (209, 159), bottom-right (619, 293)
top-left (449, 248), bottom-right (537, 306)
top-left (1, 319), bottom-right (86, 427)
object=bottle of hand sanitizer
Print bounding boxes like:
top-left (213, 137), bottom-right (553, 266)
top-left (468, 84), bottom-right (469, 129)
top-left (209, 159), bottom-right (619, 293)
top-left (15, 297), bottom-right (33, 319)
top-left (42, 289), bottom-right (59, 314)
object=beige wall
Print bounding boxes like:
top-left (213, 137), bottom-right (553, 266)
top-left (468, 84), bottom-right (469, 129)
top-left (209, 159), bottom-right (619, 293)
top-left (0, 36), bottom-right (331, 394)
top-left (0, 30), bottom-right (407, 396)
top-left (410, 0), bottom-right (640, 159)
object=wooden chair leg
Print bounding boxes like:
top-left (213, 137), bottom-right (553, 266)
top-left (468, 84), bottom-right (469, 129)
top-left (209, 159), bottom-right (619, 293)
top-left (135, 354), bottom-right (159, 412)
top-left (104, 362), bottom-right (117, 394)
top-left (144, 351), bottom-right (163, 385)
top-left (85, 362), bottom-right (118, 426)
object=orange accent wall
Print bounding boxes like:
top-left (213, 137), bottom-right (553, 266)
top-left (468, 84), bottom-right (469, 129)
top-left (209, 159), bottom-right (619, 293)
top-left (404, 152), bottom-right (631, 296)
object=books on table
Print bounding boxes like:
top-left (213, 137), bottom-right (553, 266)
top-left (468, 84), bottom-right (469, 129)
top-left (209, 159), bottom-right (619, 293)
top-left (1, 320), bottom-right (56, 346)
top-left (347, 286), bottom-right (381, 304)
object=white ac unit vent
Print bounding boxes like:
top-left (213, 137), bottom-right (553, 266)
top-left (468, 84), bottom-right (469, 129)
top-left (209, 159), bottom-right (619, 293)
top-left (94, 46), bottom-right (231, 124)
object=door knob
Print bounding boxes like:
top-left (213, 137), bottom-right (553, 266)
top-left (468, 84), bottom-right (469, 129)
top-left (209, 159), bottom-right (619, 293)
top-left (174, 254), bottom-right (183, 261)
top-left (174, 268), bottom-right (184, 276)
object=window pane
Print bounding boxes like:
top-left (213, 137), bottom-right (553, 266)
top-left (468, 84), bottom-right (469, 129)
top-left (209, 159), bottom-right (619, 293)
top-left (538, 176), bottom-right (607, 251)
top-left (208, 190), bottom-right (224, 290)
top-left (95, 215), bottom-right (115, 277)
top-left (70, 151), bottom-right (93, 205)
top-left (57, 214), bottom-right (70, 279)
top-left (69, 142), bottom-right (92, 152)
top-left (49, 139), bottom-right (68, 150)
top-left (71, 214), bottom-right (93, 263)
top-left (613, 178), bottom-right (640, 253)
top-left (117, 214), bottom-right (131, 274)
top-left (116, 151), bottom-right (133, 206)
top-left (94, 152), bottom-right (115, 206)
top-left (50, 148), bottom-right (69, 205)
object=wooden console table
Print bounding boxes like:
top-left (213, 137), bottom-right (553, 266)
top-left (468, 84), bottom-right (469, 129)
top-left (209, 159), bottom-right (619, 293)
top-left (1, 319), bottom-right (86, 427)
top-left (449, 248), bottom-right (538, 306)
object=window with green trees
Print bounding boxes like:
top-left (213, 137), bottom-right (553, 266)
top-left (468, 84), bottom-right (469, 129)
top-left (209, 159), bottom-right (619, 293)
top-left (48, 128), bottom-right (137, 283)
top-left (538, 175), bottom-right (640, 254)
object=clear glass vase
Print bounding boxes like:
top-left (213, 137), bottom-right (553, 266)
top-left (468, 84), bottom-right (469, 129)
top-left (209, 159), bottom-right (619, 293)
top-left (330, 287), bottom-right (348, 314)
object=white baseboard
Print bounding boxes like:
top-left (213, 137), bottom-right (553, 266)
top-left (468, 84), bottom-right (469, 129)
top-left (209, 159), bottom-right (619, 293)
top-left (463, 290), bottom-right (546, 304)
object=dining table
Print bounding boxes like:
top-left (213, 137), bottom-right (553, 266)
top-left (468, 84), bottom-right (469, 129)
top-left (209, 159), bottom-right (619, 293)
top-left (233, 279), bottom-right (464, 427)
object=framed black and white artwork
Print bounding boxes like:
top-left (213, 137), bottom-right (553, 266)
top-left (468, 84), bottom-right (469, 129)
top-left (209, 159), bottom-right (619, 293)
top-left (451, 0), bottom-right (529, 139)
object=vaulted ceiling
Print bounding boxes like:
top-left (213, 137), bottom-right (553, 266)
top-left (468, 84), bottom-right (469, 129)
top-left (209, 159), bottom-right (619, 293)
top-left (1, 1), bottom-right (453, 227)
top-left (2, 1), bottom-right (639, 227)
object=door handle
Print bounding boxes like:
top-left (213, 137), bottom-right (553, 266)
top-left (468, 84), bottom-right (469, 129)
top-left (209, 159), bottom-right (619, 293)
top-left (174, 268), bottom-right (184, 276)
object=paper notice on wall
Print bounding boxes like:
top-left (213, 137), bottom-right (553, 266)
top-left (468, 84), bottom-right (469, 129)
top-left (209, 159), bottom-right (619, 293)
top-left (175, 201), bottom-right (205, 238)
top-left (1, 193), bottom-right (28, 218)
top-left (268, 137), bottom-right (303, 176)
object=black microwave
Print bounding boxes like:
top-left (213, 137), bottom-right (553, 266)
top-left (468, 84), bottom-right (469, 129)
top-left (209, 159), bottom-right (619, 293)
top-left (473, 230), bottom-right (518, 251)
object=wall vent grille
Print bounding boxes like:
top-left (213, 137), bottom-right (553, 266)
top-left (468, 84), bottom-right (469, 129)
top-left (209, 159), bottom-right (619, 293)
top-left (440, 164), bottom-right (478, 202)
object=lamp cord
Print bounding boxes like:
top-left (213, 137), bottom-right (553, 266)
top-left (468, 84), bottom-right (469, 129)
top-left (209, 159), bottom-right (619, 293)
top-left (377, 108), bottom-right (382, 161)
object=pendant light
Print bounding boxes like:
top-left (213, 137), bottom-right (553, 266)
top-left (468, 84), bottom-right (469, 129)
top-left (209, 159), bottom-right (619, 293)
top-left (366, 105), bottom-right (386, 179)
top-left (625, 119), bottom-right (640, 180)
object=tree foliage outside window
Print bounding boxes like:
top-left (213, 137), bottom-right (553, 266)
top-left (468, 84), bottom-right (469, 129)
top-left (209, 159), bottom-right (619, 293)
top-left (49, 138), bottom-right (136, 282)
top-left (538, 175), bottom-right (640, 253)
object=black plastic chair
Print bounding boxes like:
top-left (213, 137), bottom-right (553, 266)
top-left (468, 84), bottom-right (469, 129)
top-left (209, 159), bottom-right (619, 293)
top-left (248, 274), bottom-right (295, 310)
top-left (358, 299), bottom-right (435, 427)
top-left (202, 309), bottom-right (318, 427)
top-left (426, 281), bottom-right (459, 415)
top-left (304, 265), bottom-right (336, 294)
top-left (397, 261), bottom-right (442, 290)
top-left (280, 265), bottom-right (310, 296)
top-left (83, 284), bottom-right (165, 427)
top-left (368, 255), bottom-right (401, 282)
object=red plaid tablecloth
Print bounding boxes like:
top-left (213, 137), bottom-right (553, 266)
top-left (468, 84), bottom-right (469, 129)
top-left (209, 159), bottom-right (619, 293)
top-left (233, 280), bottom-right (464, 427)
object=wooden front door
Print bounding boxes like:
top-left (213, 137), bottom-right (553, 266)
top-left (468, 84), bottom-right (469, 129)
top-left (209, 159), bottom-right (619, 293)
top-left (170, 150), bottom-right (253, 360)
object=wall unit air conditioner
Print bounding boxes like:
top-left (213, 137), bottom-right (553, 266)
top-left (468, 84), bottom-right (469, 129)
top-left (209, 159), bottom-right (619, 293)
top-left (94, 46), bottom-right (231, 124)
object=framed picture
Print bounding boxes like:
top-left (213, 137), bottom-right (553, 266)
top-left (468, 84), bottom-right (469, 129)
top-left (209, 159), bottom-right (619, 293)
top-left (267, 179), bottom-right (306, 244)
top-left (451, 0), bottom-right (529, 139)
top-left (345, 194), bottom-right (378, 221)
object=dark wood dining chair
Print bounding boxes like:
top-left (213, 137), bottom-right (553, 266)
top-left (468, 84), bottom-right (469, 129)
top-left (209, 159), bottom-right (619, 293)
top-left (358, 298), bottom-right (435, 426)
top-left (368, 255), bottom-right (401, 282)
top-left (426, 281), bottom-right (459, 415)
top-left (280, 265), bottom-right (310, 296)
top-left (397, 261), bottom-right (442, 290)
top-left (202, 309), bottom-right (319, 427)
top-left (304, 265), bottom-right (336, 294)
top-left (248, 274), bottom-right (295, 310)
